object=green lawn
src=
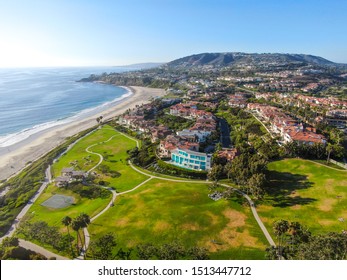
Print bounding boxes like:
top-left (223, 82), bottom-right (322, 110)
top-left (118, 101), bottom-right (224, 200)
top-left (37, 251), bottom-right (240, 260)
top-left (23, 183), bottom-right (111, 228)
top-left (52, 127), bottom-right (116, 176)
top-left (53, 125), bottom-right (147, 192)
top-left (258, 158), bottom-right (347, 237)
top-left (88, 179), bottom-right (268, 259)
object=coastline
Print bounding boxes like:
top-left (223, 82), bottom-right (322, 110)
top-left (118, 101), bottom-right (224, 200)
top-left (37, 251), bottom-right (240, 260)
top-left (0, 86), bottom-right (166, 181)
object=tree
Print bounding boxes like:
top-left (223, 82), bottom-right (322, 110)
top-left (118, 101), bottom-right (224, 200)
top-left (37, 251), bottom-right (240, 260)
top-left (1, 237), bottom-right (19, 248)
top-left (71, 219), bottom-right (83, 255)
top-left (296, 232), bottom-right (347, 260)
top-left (247, 173), bottom-right (266, 199)
top-left (273, 220), bottom-right (289, 259)
top-left (96, 115), bottom-right (103, 124)
top-left (61, 216), bottom-right (74, 257)
top-left (116, 248), bottom-right (133, 260)
top-left (157, 241), bottom-right (185, 260)
top-left (207, 164), bottom-right (225, 181)
top-left (89, 233), bottom-right (117, 260)
top-left (136, 243), bottom-right (156, 260)
top-left (71, 213), bottom-right (90, 255)
top-left (188, 246), bottom-right (209, 260)
top-left (77, 213), bottom-right (91, 253)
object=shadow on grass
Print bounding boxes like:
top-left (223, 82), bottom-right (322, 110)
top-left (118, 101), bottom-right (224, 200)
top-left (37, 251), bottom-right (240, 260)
top-left (263, 170), bottom-right (316, 207)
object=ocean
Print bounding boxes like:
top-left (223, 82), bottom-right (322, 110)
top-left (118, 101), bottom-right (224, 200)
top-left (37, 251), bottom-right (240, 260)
top-left (0, 67), bottom-right (130, 148)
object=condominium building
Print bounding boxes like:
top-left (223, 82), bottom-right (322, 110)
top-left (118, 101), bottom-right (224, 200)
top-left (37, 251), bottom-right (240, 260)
top-left (171, 148), bottom-right (212, 171)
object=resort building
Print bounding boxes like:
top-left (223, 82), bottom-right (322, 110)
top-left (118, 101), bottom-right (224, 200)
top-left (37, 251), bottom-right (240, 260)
top-left (171, 148), bottom-right (212, 171)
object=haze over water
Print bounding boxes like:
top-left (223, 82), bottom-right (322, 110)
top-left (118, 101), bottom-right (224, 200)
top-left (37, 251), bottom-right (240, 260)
top-left (0, 67), bottom-right (129, 147)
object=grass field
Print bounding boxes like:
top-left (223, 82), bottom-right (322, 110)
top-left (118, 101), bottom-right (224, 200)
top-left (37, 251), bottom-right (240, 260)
top-left (22, 125), bottom-right (146, 231)
top-left (52, 126), bottom-right (147, 192)
top-left (88, 179), bottom-right (268, 259)
top-left (23, 183), bottom-right (111, 228)
top-left (258, 158), bottom-right (347, 237)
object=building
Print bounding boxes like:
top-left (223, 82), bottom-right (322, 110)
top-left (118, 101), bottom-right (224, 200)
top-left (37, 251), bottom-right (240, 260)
top-left (217, 148), bottom-right (239, 162)
top-left (171, 148), bottom-right (212, 171)
top-left (55, 176), bottom-right (70, 188)
top-left (61, 167), bottom-right (74, 177)
top-left (55, 168), bottom-right (87, 187)
top-left (177, 129), bottom-right (210, 142)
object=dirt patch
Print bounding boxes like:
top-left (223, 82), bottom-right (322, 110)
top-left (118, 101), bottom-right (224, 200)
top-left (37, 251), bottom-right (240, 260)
top-left (204, 211), bottom-right (220, 226)
top-left (153, 220), bottom-right (172, 232)
top-left (291, 205), bottom-right (302, 210)
top-left (134, 220), bottom-right (147, 228)
top-left (223, 209), bottom-right (246, 228)
top-left (318, 198), bottom-right (336, 212)
top-left (137, 188), bottom-right (154, 195)
top-left (338, 180), bottom-right (347, 187)
top-left (318, 219), bottom-right (335, 226)
top-left (115, 217), bottom-right (129, 227)
top-left (202, 209), bottom-right (261, 252)
top-left (181, 223), bottom-right (201, 231)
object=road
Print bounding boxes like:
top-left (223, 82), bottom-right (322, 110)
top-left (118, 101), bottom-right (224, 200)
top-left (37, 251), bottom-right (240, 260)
top-left (219, 118), bottom-right (232, 148)
top-left (18, 239), bottom-right (68, 260)
top-left (0, 165), bottom-right (52, 243)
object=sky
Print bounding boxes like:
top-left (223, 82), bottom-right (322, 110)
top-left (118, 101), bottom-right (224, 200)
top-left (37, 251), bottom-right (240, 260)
top-left (0, 0), bottom-right (346, 67)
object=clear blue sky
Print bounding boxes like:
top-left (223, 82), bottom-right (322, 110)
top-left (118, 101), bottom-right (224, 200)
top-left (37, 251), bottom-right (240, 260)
top-left (0, 0), bottom-right (346, 67)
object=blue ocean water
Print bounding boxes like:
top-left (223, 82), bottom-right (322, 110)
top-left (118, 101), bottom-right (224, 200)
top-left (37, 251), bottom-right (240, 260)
top-left (0, 67), bottom-right (130, 147)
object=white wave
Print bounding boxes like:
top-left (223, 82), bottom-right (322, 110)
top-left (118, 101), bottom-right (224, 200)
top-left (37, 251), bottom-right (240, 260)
top-left (0, 89), bottom-right (133, 148)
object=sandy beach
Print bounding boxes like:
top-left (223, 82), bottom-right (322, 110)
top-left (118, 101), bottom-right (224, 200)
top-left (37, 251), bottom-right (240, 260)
top-left (0, 86), bottom-right (166, 181)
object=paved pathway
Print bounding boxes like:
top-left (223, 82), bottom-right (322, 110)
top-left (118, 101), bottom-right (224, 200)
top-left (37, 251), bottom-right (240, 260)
top-left (0, 166), bottom-right (52, 243)
top-left (307, 159), bottom-right (347, 172)
top-left (248, 110), bottom-right (275, 139)
top-left (18, 239), bottom-right (68, 260)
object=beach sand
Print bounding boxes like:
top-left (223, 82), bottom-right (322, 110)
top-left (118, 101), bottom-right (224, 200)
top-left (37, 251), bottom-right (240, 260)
top-left (0, 86), bottom-right (166, 181)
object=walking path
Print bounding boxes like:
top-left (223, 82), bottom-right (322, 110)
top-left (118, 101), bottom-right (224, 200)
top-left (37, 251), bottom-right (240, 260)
top-left (18, 239), bottom-right (68, 260)
top-left (248, 110), bottom-right (275, 139)
top-left (307, 159), bottom-right (347, 172)
top-left (0, 166), bottom-right (52, 243)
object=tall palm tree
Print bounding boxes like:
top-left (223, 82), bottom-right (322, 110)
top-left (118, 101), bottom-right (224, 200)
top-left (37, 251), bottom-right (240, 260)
top-left (61, 216), bottom-right (74, 257)
top-left (71, 219), bottom-right (83, 255)
top-left (273, 219), bottom-right (289, 259)
top-left (76, 213), bottom-right (91, 253)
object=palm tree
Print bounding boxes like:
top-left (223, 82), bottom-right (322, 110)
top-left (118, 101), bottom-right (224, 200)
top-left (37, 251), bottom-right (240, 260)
top-left (273, 220), bottom-right (289, 259)
top-left (61, 216), bottom-right (74, 257)
top-left (71, 218), bottom-right (83, 255)
top-left (326, 143), bottom-right (333, 163)
top-left (76, 213), bottom-right (91, 253)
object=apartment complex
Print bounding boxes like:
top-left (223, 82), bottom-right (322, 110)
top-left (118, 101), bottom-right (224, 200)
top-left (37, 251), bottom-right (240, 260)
top-left (171, 148), bottom-right (212, 171)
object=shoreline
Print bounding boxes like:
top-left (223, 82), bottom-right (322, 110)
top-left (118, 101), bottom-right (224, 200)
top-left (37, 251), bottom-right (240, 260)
top-left (0, 86), bottom-right (166, 181)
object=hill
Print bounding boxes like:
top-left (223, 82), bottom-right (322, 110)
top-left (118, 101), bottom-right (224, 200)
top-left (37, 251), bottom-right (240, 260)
top-left (115, 62), bottom-right (165, 69)
top-left (165, 52), bottom-right (344, 69)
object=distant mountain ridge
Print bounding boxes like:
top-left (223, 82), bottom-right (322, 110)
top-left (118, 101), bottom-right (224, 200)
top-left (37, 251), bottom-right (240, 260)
top-left (116, 62), bottom-right (165, 69)
top-left (164, 52), bottom-right (345, 68)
